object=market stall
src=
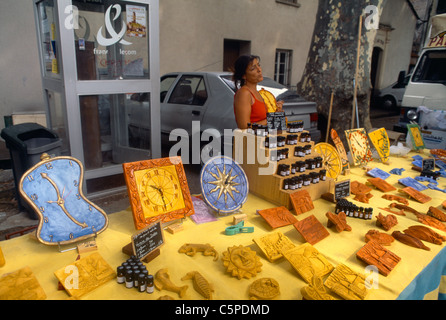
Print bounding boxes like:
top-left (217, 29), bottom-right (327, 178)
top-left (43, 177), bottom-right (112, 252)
top-left (1, 122), bottom-right (446, 301)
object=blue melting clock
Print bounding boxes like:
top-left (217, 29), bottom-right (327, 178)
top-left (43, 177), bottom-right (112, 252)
top-left (200, 156), bottom-right (249, 214)
top-left (19, 154), bottom-right (109, 246)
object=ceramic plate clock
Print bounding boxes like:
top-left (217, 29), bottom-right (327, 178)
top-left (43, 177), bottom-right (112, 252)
top-left (259, 89), bottom-right (277, 113)
top-left (19, 154), bottom-right (109, 246)
top-left (407, 124), bottom-right (425, 151)
top-left (345, 128), bottom-right (373, 166)
top-left (200, 156), bottom-right (249, 214)
top-left (123, 156), bottom-right (194, 229)
top-left (313, 143), bottom-right (342, 179)
top-left (368, 128), bottom-right (390, 163)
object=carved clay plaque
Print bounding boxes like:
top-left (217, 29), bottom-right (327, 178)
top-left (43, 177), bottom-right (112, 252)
top-left (252, 232), bottom-right (296, 262)
top-left (367, 177), bottom-right (396, 192)
top-left (257, 206), bottom-right (298, 229)
top-left (324, 264), bottom-right (368, 300)
top-left (0, 266), bottom-right (46, 300)
top-left (54, 252), bottom-right (116, 298)
top-left (399, 187), bottom-right (432, 204)
top-left (427, 206), bottom-right (446, 222)
top-left (294, 215), bottom-right (330, 245)
top-left (301, 275), bottom-right (337, 300)
top-left (350, 180), bottom-right (372, 195)
top-left (356, 240), bottom-right (401, 276)
top-left (282, 243), bottom-right (334, 284)
top-left (290, 190), bottom-right (314, 215)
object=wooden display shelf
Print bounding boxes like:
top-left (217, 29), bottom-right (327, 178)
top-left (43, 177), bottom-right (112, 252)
top-left (233, 130), bottom-right (333, 210)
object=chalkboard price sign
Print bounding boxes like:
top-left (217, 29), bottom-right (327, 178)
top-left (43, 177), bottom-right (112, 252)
top-left (131, 221), bottom-right (165, 261)
top-left (334, 180), bottom-right (351, 201)
top-left (422, 158), bottom-right (435, 171)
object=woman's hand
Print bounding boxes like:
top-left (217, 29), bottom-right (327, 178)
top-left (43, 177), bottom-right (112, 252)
top-left (276, 100), bottom-right (284, 112)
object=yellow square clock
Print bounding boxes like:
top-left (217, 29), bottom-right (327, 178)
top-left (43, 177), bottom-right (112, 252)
top-left (123, 157), bottom-right (194, 230)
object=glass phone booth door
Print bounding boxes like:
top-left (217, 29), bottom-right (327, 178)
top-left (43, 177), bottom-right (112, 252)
top-left (34, 0), bottom-right (160, 196)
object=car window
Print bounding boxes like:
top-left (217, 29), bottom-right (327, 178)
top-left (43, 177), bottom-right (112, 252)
top-left (160, 76), bottom-right (178, 102)
top-left (412, 51), bottom-right (446, 83)
top-left (168, 75), bottom-right (208, 106)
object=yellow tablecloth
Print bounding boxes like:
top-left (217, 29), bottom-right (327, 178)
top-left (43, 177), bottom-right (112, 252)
top-left (1, 150), bottom-right (446, 300)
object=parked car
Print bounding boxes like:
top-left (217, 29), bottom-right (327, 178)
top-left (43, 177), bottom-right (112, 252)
top-left (128, 72), bottom-right (321, 162)
top-left (373, 73), bottom-right (411, 109)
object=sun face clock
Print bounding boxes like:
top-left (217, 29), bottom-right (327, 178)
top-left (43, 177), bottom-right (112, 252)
top-left (345, 128), bottom-right (373, 166)
top-left (122, 156), bottom-right (194, 230)
top-left (368, 128), bottom-right (390, 164)
top-left (200, 156), bottom-right (249, 214)
top-left (19, 154), bottom-right (109, 246)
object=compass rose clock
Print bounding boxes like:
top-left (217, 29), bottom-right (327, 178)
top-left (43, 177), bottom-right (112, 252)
top-left (19, 154), bottom-right (109, 246)
top-left (123, 156), bottom-right (194, 230)
top-left (200, 156), bottom-right (249, 214)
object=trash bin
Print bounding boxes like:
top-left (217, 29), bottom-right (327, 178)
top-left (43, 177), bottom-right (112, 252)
top-left (1, 122), bottom-right (62, 219)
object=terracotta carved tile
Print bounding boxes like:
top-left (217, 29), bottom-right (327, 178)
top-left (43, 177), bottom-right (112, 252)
top-left (326, 211), bottom-right (352, 232)
top-left (376, 212), bottom-right (398, 231)
top-left (356, 240), bottom-right (401, 276)
top-left (399, 187), bottom-right (432, 204)
top-left (351, 180), bottom-right (372, 195)
top-left (294, 215), bottom-right (330, 245)
top-left (252, 232), bottom-right (296, 262)
top-left (367, 177), bottom-right (396, 192)
top-left (282, 243), bottom-right (334, 284)
top-left (392, 231), bottom-right (430, 251)
top-left (365, 230), bottom-right (394, 246)
top-left (427, 206), bottom-right (446, 222)
top-left (290, 190), bottom-right (314, 215)
top-left (257, 206), bottom-right (298, 229)
top-left (324, 264), bottom-right (368, 300)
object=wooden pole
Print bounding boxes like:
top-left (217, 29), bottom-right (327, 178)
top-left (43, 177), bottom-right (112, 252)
top-left (325, 91), bottom-right (334, 142)
top-left (351, 16), bottom-right (363, 129)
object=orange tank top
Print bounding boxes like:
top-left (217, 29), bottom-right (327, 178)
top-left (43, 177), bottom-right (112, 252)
top-left (234, 88), bottom-right (267, 123)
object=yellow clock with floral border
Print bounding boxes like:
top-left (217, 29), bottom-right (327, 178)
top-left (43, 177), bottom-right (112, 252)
top-left (345, 128), bottom-right (373, 166)
top-left (123, 157), bottom-right (194, 230)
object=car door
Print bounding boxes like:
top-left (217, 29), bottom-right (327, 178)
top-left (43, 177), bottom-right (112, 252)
top-left (160, 74), bottom-right (208, 139)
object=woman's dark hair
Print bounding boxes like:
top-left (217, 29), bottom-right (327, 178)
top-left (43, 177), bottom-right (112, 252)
top-left (232, 55), bottom-right (260, 90)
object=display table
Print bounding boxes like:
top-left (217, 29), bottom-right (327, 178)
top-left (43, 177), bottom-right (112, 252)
top-left (1, 150), bottom-right (446, 300)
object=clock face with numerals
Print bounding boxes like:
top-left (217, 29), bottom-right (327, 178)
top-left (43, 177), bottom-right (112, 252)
top-left (345, 128), bottom-right (373, 166)
top-left (19, 155), bottom-right (109, 245)
top-left (138, 166), bottom-right (184, 215)
top-left (123, 156), bottom-right (194, 230)
top-left (200, 156), bottom-right (249, 213)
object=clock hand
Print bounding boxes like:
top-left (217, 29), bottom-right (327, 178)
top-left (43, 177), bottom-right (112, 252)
top-left (41, 173), bottom-right (88, 229)
top-left (150, 185), bottom-right (166, 205)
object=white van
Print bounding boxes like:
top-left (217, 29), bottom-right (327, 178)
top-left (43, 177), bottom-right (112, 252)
top-left (394, 14), bottom-right (446, 148)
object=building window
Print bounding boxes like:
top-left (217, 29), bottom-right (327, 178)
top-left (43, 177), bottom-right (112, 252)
top-left (274, 50), bottom-right (292, 86)
top-left (276, 0), bottom-right (300, 8)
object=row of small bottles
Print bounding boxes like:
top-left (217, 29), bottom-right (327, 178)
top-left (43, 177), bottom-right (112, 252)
top-left (264, 133), bottom-right (311, 148)
top-left (335, 199), bottom-right (374, 220)
top-left (117, 256), bottom-right (154, 293)
top-left (277, 157), bottom-right (324, 176)
top-left (247, 121), bottom-right (305, 136)
top-left (282, 170), bottom-right (327, 190)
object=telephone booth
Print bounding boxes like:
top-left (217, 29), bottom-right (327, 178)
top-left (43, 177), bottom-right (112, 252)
top-left (33, 0), bottom-right (160, 196)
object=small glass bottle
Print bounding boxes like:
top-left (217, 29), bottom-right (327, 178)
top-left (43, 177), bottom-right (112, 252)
top-left (146, 275), bottom-right (155, 294)
top-left (117, 266), bottom-right (125, 284)
top-left (138, 273), bottom-right (147, 293)
top-left (125, 269), bottom-right (134, 289)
